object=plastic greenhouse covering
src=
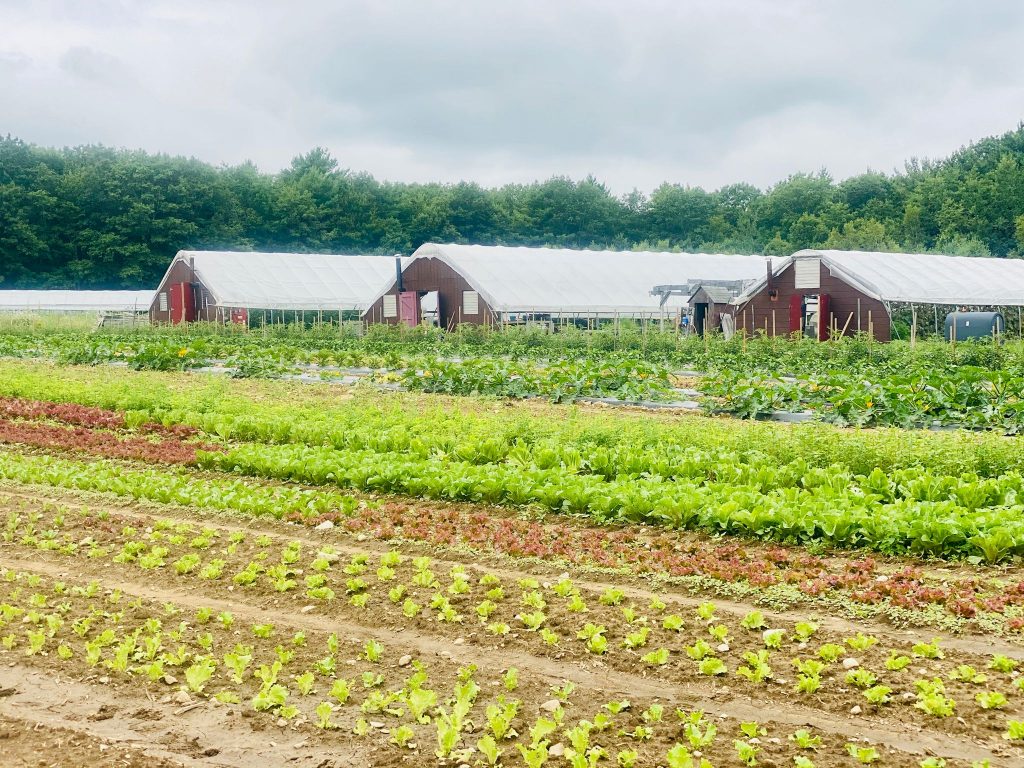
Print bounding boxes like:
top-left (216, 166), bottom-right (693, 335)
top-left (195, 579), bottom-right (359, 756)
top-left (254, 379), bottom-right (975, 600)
top-left (751, 250), bottom-right (1024, 307)
top-left (166, 251), bottom-right (405, 311)
top-left (0, 290), bottom-right (154, 312)
top-left (405, 243), bottom-right (770, 315)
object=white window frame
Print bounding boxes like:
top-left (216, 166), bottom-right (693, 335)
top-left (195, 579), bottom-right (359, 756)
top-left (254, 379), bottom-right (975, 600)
top-left (462, 290), bottom-right (479, 315)
top-left (382, 294), bottom-right (398, 319)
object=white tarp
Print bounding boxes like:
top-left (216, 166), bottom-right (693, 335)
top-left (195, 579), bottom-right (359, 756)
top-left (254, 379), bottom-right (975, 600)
top-left (162, 251), bottom-right (405, 311)
top-left (400, 243), bottom-right (770, 315)
top-left (0, 290), bottom-right (154, 312)
top-left (742, 249), bottom-right (1024, 307)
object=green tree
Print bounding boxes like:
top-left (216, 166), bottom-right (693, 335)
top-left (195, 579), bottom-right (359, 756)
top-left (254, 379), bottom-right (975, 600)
top-left (754, 171), bottom-right (833, 239)
top-left (5, 122), bottom-right (1024, 286)
top-left (787, 213), bottom-right (828, 250)
top-left (901, 202), bottom-right (925, 249)
top-left (647, 183), bottom-right (720, 247)
top-left (822, 218), bottom-right (895, 251)
top-left (763, 232), bottom-right (792, 256)
top-left (934, 234), bottom-right (991, 257)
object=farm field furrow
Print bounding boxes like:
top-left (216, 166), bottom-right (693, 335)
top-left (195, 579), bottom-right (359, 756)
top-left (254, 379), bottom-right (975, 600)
top-left (0, 486), bottom-right (1020, 767)
top-left (0, 555), bottom-right (1005, 767)
top-left (4, 449), bottom-right (1024, 638)
top-left (3, 485), bottom-right (1023, 657)
top-left (0, 708), bottom-right (192, 768)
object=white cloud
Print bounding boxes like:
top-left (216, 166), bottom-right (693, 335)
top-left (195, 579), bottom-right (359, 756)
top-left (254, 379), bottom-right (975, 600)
top-left (0, 0), bottom-right (1022, 192)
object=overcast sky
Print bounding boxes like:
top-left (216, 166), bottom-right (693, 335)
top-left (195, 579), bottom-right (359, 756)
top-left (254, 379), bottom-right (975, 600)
top-left (2, 0), bottom-right (1024, 193)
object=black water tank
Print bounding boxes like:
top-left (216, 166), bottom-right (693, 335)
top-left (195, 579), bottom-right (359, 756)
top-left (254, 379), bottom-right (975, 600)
top-left (944, 312), bottom-right (1004, 341)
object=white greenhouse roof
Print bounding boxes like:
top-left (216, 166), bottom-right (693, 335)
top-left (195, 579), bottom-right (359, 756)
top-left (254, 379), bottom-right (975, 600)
top-left (160, 251), bottom-right (406, 311)
top-left (392, 243), bottom-right (770, 315)
top-left (737, 249), bottom-right (1024, 307)
top-left (0, 290), bottom-right (154, 312)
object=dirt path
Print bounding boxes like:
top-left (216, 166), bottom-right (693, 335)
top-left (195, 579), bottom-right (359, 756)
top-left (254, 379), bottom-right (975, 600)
top-left (0, 711), bottom-right (185, 768)
top-left (0, 665), bottom-right (371, 768)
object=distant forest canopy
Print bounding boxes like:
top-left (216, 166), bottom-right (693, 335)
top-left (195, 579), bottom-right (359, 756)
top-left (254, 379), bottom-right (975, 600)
top-left (2, 125), bottom-right (1024, 289)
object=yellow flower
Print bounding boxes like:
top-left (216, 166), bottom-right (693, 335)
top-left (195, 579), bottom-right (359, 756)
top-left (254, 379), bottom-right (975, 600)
top-left (177, 348), bottom-right (189, 357)
top-left (865, 400), bottom-right (873, 408)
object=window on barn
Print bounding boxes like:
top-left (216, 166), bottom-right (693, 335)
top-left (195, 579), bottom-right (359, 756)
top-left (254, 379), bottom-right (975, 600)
top-left (382, 294), bottom-right (398, 318)
top-left (463, 291), bottom-right (479, 315)
top-left (794, 259), bottom-right (820, 289)
top-left (159, 292), bottom-right (168, 312)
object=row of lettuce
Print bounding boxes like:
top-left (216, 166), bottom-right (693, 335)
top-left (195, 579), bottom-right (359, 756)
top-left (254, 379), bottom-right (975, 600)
top-left (194, 442), bottom-right (1024, 562)
top-left (4, 363), bottom-right (1024, 562)
top-left (2, 426), bottom-right (1020, 565)
top-left (4, 360), bottom-right (1022, 478)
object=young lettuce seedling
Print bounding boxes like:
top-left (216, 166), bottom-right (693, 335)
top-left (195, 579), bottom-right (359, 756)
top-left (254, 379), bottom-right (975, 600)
top-left (790, 729), bottom-right (821, 750)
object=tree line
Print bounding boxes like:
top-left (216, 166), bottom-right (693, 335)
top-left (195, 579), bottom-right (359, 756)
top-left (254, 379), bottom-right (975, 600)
top-left (2, 125), bottom-right (1024, 289)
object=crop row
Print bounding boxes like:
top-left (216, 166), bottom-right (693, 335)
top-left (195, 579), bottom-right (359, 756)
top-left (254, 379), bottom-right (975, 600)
top-left (0, 331), bottom-right (674, 403)
top-left (0, 394), bottom-right (197, 437)
top-left (7, 362), bottom-right (1024, 567)
top-left (5, 503), bottom-right (1024, 748)
top-left (0, 567), bottom-right (601, 766)
top-left (7, 485), bottom-right (1017, 631)
top-left (0, 417), bottom-right (216, 465)
top-left (21, 413), bottom-right (1011, 568)
top-left (4, 390), bottom-right (1024, 563)
top-left (6, 360), bottom-right (1024, 480)
top-left (702, 370), bottom-right (1024, 432)
top-left (1, 564), bottom-right (963, 768)
top-left (0, 451), bottom-right (358, 520)
top-left (5, 402), bottom-right (1024, 570)
top-left (7, 329), bottom-right (1024, 421)
top-left (2, 323), bottom-right (1020, 377)
top-left (7, 384), bottom-right (1024, 507)
top-left (194, 441), bottom-right (1024, 562)
top-left (396, 357), bottom-right (673, 403)
top-left (337, 502), bottom-right (1024, 625)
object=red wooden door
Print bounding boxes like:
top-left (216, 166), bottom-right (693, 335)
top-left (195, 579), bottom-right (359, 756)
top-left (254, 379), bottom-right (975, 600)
top-left (818, 293), bottom-right (831, 341)
top-left (169, 282), bottom-right (196, 324)
top-left (788, 294), bottom-right (802, 334)
top-left (398, 291), bottom-right (419, 328)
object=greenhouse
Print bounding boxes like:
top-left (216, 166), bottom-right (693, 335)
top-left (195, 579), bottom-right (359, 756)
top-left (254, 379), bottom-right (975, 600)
top-left (363, 243), bottom-right (769, 327)
top-left (0, 290), bottom-right (154, 313)
top-left (733, 249), bottom-right (1024, 342)
top-left (150, 250), bottom-right (405, 324)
